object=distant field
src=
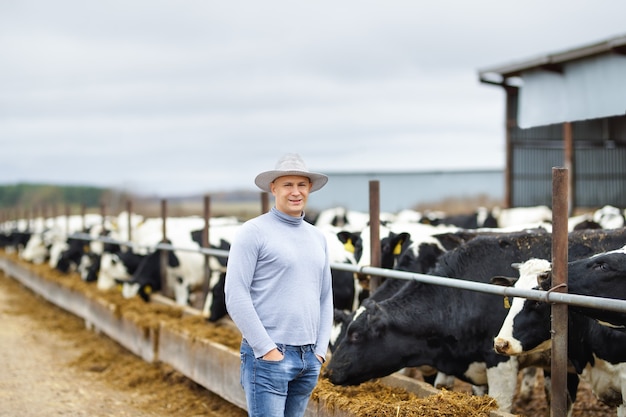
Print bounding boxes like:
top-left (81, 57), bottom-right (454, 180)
top-left (131, 199), bottom-right (263, 221)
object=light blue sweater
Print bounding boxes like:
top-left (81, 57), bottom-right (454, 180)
top-left (224, 207), bottom-right (334, 360)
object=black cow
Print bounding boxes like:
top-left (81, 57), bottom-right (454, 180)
top-left (325, 228), bottom-right (626, 413)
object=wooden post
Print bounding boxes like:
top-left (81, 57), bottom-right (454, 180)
top-left (202, 195), bottom-right (211, 307)
top-left (369, 180), bottom-right (381, 293)
top-left (81, 204), bottom-right (86, 231)
top-left (160, 199), bottom-right (173, 298)
top-left (126, 200), bottom-right (133, 241)
top-left (261, 192), bottom-right (270, 214)
top-left (65, 204), bottom-right (70, 235)
top-left (551, 167), bottom-right (569, 417)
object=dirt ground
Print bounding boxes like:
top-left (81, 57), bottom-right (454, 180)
top-left (0, 270), bottom-right (247, 417)
top-left (0, 253), bottom-right (619, 417)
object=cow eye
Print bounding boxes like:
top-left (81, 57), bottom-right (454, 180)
top-left (593, 262), bottom-right (610, 271)
top-left (348, 332), bottom-right (361, 343)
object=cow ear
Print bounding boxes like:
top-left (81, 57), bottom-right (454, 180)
top-left (367, 303), bottom-right (388, 338)
top-left (333, 308), bottom-right (352, 324)
top-left (491, 276), bottom-right (517, 287)
top-left (168, 251), bottom-right (180, 267)
top-left (393, 233), bottom-right (411, 255)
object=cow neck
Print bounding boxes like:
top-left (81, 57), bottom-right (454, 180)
top-left (271, 206), bottom-right (305, 226)
top-left (573, 311), bottom-right (626, 367)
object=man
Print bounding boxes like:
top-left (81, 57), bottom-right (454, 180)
top-left (224, 153), bottom-right (334, 417)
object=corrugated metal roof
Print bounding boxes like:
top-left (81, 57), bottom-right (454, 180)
top-left (478, 33), bottom-right (626, 85)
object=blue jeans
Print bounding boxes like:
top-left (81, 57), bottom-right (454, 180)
top-left (240, 339), bottom-right (322, 417)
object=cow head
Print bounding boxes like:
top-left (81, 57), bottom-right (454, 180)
top-left (325, 299), bottom-right (416, 386)
top-left (492, 259), bottom-right (553, 357)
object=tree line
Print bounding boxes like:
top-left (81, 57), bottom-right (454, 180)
top-left (0, 183), bottom-right (110, 210)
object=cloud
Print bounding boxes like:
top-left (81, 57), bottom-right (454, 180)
top-left (1, 0), bottom-right (626, 196)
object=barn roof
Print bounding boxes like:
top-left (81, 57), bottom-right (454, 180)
top-left (478, 33), bottom-right (626, 85)
top-left (478, 33), bottom-right (626, 128)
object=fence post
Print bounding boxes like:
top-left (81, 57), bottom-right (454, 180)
top-left (100, 202), bottom-right (106, 230)
top-left (369, 180), bottom-right (381, 293)
top-left (160, 199), bottom-right (173, 298)
top-left (261, 192), bottom-right (270, 214)
top-left (65, 204), bottom-right (70, 235)
top-left (551, 167), bottom-right (569, 417)
top-left (202, 195), bottom-right (211, 308)
top-left (81, 204), bottom-right (86, 231)
top-left (126, 200), bottom-right (133, 242)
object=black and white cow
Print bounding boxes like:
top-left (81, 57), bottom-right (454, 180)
top-left (20, 214), bottom-right (103, 265)
top-left (53, 223), bottom-right (116, 275)
top-left (593, 205), bottom-right (626, 230)
top-left (96, 246), bottom-right (145, 290)
top-left (188, 221), bottom-right (242, 320)
top-left (535, 245), bottom-right (626, 328)
top-left (325, 228), bottom-right (626, 412)
top-left (111, 216), bottom-right (216, 305)
top-left (330, 229), bottom-right (479, 353)
top-left (0, 230), bottom-right (31, 254)
top-left (493, 257), bottom-right (626, 416)
top-left (118, 244), bottom-right (181, 302)
top-left (54, 231), bottom-right (90, 273)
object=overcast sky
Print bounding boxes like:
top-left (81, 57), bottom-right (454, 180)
top-left (2, 1), bottom-right (626, 197)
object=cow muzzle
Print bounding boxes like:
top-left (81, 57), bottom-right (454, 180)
top-left (494, 337), bottom-right (515, 355)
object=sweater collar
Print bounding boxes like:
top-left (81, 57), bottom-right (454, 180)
top-left (271, 206), bottom-right (304, 226)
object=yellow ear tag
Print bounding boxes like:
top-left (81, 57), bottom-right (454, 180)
top-left (83, 244), bottom-right (90, 253)
top-left (344, 239), bottom-right (355, 254)
top-left (503, 296), bottom-right (511, 309)
top-left (393, 241), bottom-right (403, 255)
top-left (144, 285), bottom-right (152, 295)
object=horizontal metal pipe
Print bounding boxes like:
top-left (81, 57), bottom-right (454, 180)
top-left (69, 233), bottom-right (626, 315)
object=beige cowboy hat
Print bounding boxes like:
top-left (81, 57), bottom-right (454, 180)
top-left (254, 153), bottom-right (328, 193)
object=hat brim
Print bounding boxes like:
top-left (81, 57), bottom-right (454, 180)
top-left (254, 170), bottom-right (328, 193)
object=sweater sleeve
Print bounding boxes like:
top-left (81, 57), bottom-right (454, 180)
top-left (224, 223), bottom-right (276, 358)
top-left (315, 241), bottom-right (334, 361)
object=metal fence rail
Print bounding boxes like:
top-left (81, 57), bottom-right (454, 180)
top-left (72, 232), bottom-right (626, 315)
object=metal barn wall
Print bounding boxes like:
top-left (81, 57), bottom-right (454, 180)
top-left (511, 114), bottom-right (626, 208)
top-left (518, 53), bottom-right (626, 128)
top-left (310, 170), bottom-right (504, 213)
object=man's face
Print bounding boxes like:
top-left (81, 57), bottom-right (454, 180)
top-left (270, 175), bottom-right (313, 217)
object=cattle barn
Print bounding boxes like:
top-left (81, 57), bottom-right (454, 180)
top-left (479, 33), bottom-right (626, 211)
